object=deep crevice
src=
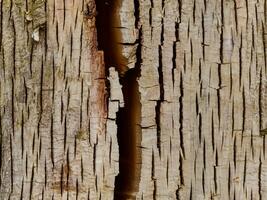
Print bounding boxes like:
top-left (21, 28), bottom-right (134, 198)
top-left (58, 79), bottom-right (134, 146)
top-left (114, 26), bottom-right (142, 200)
top-left (95, 0), bottom-right (127, 75)
top-left (115, 66), bottom-right (141, 199)
top-left (95, 0), bottom-right (142, 199)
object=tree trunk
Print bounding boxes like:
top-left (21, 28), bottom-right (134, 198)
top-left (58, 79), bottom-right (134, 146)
top-left (1, 0), bottom-right (267, 199)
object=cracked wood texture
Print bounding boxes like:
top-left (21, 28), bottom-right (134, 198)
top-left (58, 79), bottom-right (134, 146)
top-left (136, 0), bottom-right (267, 199)
top-left (0, 0), bottom-right (118, 199)
top-left (1, 0), bottom-right (267, 200)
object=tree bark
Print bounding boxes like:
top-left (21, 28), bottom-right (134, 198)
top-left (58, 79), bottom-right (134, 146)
top-left (0, 0), bottom-right (115, 199)
top-left (1, 0), bottom-right (267, 199)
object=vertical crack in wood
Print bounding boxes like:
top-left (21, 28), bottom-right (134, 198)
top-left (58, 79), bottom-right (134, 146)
top-left (156, 44), bottom-right (164, 158)
top-left (95, 0), bottom-right (142, 198)
top-left (114, 16), bottom-right (142, 200)
top-left (259, 155), bottom-right (262, 200)
top-left (95, 0), bottom-right (127, 75)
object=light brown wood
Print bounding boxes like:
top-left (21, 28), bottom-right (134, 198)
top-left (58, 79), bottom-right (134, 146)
top-left (1, 0), bottom-right (267, 199)
top-left (0, 0), bottom-right (115, 199)
top-left (137, 0), bottom-right (267, 199)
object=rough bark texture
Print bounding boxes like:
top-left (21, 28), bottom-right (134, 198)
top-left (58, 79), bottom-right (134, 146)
top-left (1, 0), bottom-right (267, 199)
top-left (136, 0), bottom-right (267, 199)
top-left (0, 0), bottom-right (117, 199)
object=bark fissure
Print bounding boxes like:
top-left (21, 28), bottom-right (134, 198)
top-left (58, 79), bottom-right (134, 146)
top-left (95, 0), bottom-right (142, 199)
top-left (1, 0), bottom-right (267, 198)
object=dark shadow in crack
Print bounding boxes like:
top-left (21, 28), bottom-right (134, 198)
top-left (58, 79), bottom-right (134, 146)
top-left (115, 67), bottom-right (141, 200)
top-left (95, 0), bottom-right (142, 199)
top-left (95, 0), bottom-right (128, 74)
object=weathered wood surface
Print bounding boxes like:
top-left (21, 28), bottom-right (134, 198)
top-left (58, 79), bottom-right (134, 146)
top-left (0, 0), bottom-right (117, 199)
top-left (137, 0), bottom-right (267, 199)
top-left (1, 0), bottom-right (267, 199)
